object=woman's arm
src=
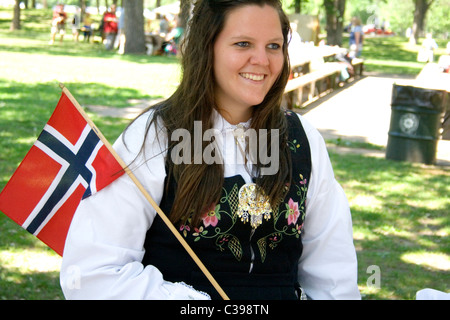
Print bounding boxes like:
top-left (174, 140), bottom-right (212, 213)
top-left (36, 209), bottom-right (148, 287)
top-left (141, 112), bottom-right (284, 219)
top-left (296, 114), bottom-right (361, 300)
top-left (60, 112), bottom-right (210, 300)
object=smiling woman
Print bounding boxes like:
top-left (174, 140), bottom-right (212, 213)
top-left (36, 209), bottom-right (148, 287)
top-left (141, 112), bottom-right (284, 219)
top-left (59, 0), bottom-right (360, 300)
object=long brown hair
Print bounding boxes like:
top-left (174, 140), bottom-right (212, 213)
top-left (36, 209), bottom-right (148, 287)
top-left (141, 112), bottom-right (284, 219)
top-left (125, 0), bottom-right (292, 227)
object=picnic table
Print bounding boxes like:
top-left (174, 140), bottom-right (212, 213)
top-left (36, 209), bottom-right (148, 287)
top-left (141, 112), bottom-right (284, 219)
top-left (283, 45), bottom-right (364, 109)
top-left (416, 63), bottom-right (450, 92)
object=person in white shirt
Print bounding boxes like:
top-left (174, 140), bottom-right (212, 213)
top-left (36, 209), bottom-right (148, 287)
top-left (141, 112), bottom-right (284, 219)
top-left (421, 33), bottom-right (438, 62)
top-left (60, 0), bottom-right (361, 300)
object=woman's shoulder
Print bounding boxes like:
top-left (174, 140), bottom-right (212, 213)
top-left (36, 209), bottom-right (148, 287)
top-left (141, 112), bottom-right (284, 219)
top-left (285, 110), bottom-right (321, 139)
top-left (114, 108), bottom-right (168, 165)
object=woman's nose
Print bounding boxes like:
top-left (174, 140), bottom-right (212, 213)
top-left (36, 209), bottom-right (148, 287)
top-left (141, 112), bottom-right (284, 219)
top-left (250, 47), bottom-right (270, 66)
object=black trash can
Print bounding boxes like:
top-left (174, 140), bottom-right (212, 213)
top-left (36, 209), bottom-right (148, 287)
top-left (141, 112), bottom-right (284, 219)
top-left (386, 84), bottom-right (446, 165)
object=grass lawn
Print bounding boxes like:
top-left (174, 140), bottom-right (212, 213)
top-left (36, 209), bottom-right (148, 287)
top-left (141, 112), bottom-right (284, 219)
top-left (332, 153), bottom-right (449, 299)
top-left (0, 8), bottom-right (449, 300)
top-left (349, 34), bottom-right (448, 75)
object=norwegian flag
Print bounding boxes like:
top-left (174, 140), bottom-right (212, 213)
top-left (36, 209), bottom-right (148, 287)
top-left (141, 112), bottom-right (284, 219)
top-left (0, 90), bottom-right (124, 256)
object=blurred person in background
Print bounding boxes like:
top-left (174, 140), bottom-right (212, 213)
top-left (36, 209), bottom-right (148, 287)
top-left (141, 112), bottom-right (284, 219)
top-left (49, 3), bottom-right (67, 44)
top-left (103, 4), bottom-right (118, 50)
top-left (349, 17), bottom-right (363, 58)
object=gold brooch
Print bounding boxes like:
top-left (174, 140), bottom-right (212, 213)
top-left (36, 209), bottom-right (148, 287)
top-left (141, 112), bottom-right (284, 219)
top-left (236, 183), bottom-right (272, 229)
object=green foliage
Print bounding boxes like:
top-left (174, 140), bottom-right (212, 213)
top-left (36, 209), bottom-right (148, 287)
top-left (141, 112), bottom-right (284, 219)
top-left (426, 0), bottom-right (450, 37)
top-left (378, 0), bottom-right (414, 35)
top-left (285, 0), bottom-right (450, 38)
top-left (345, 0), bottom-right (385, 24)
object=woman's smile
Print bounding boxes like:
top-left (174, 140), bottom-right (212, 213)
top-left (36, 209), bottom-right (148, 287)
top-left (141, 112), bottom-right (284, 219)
top-left (240, 72), bottom-right (266, 81)
top-left (213, 4), bottom-right (284, 124)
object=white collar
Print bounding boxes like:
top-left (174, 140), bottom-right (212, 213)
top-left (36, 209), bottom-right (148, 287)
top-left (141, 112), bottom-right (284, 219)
top-left (212, 109), bottom-right (252, 133)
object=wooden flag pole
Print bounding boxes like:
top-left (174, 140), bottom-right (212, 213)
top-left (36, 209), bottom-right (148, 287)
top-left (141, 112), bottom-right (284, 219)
top-left (59, 83), bottom-right (229, 300)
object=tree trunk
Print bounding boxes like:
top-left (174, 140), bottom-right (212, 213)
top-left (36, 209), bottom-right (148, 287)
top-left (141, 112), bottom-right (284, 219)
top-left (79, 0), bottom-right (86, 13)
top-left (79, 0), bottom-right (86, 21)
top-left (410, 0), bottom-right (434, 44)
top-left (123, 0), bottom-right (146, 54)
top-left (294, 0), bottom-right (301, 14)
top-left (324, 0), bottom-right (346, 46)
top-left (10, 0), bottom-right (20, 31)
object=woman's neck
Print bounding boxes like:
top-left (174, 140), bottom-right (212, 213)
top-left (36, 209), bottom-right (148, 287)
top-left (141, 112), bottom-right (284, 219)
top-left (216, 106), bottom-right (252, 125)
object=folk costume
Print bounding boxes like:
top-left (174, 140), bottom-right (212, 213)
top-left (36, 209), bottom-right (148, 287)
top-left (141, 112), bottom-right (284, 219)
top-left (60, 110), bottom-right (360, 300)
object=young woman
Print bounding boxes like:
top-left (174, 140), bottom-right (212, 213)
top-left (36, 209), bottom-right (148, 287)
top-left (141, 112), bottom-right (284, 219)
top-left (60, 0), bottom-right (360, 300)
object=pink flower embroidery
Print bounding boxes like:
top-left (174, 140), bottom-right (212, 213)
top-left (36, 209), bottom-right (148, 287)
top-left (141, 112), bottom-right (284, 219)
top-left (179, 224), bottom-right (190, 237)
top-left (201, 203), bottom-right (219, 227)
top-left (299, 174), bottom-right (307, 185)
top-left (287, 198), bottom-right (300, 225)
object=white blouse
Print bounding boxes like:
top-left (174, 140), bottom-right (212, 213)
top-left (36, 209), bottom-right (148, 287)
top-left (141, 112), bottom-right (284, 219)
top-left (60, 110), bottom-right (361, 300)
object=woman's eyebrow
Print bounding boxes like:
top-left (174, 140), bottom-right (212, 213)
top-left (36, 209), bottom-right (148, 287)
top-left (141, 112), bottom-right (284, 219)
top-left (230, 35), bottom-right (284, 42)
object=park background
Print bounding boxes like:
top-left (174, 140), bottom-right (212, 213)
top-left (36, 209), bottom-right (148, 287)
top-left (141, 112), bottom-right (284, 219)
top-left (0, 0), bottom-right (449, 300)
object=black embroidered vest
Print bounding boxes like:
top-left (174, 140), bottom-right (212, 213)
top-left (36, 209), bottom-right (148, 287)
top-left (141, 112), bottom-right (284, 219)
top-left (142, 111), bottom-right (311, 300)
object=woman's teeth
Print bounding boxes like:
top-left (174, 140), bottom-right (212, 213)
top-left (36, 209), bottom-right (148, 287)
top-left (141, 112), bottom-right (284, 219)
top-left (240, 73), bottom-right (264, 81)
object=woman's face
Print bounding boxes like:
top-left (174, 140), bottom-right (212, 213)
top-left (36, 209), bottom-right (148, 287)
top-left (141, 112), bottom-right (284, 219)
top-left (213, 4), bottom-right (285, 124)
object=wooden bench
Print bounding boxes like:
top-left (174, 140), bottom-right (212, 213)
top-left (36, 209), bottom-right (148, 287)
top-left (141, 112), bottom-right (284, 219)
top-left (283, 62), bottom-right (343, 109)
top-left (351, 58), bottom-right (364, 78)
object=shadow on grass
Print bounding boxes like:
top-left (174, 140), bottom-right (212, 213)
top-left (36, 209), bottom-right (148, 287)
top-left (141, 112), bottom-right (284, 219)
top-left (1, 8), bottom-right (179, 64)
top-left (0, 79), bottom-right (137, 186)
top-left (0, 78), bottom-right (158, 113)
top-left (341, 36), bottom-right (426, 75)
top-left (364, 37), bottom-right (418, 61)
top-left (0, 269), bottom-right (63, 300)
top-left (0, 30), bottom-right (179, 65)
top-left (0, 216), bottom-right (64, 299)
top-left (328, 151), bottom-right (450, 299)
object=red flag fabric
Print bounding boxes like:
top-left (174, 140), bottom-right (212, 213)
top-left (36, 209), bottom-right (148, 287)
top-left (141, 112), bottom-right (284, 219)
top-left (0, 91), bottom-right (124, 256)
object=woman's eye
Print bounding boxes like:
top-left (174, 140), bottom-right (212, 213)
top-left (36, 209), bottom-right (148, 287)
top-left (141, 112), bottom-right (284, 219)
top-left (234, 42), bottom-right (282, 50)
top-left (268, 43), bottom-right (282, 50)
top-left (235, 41), bottom-right (250, 48)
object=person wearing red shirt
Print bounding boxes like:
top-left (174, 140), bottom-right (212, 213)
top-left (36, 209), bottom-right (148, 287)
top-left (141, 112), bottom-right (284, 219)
top-left (103, 4), bottom-right (118, 50)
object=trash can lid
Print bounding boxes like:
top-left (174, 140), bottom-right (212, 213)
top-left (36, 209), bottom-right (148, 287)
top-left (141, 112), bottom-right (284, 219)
top-left (392, 82), bottom-right (446, 111)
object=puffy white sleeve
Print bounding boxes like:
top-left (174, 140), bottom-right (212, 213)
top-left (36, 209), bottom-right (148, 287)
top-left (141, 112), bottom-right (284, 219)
top-left (60, 111), bottom-right (210, 300)
top-left (297, 114), bottom-right (361, 300)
